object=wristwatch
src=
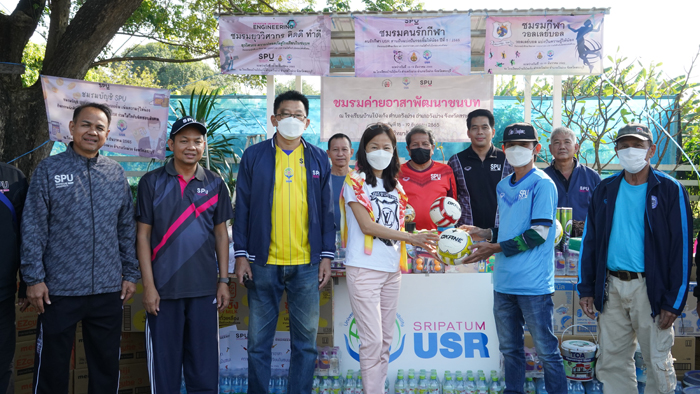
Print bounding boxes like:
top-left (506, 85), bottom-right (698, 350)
top-left (218, 277), bottom-right (230, 284)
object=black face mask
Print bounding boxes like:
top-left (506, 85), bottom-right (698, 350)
top-left (410, 148), bottom-right (432, 165)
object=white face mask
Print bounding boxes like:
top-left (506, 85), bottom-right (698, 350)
top-left (618, 147), bottom-right (649, 174)
top-left (366, 150), bottom-right (394, 171)
top-left (276, 117), bottom-right (306, 140)
top-left (505, 145), bottom-right (534, 168)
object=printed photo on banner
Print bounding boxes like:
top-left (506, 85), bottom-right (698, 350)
top-left (40, 75), bottom-right (170, 159)
top-left (354, 15), bottom-right (471, 77)
top-left (484, 14), bottom-right (605, 75)
top-left (321, 75), bottom-right (493, 143)
top-left (219, 16), bottom-right (332, 76)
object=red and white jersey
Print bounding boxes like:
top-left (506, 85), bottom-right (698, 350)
top-left (399, 161), bottom-right (457, 230)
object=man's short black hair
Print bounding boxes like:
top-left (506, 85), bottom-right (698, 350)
top-left (405, 125), bottom-right (435, 146)
top-left (274, 90), bottom-right (309, 116)
top-left (328, 133), bottom-right (352, 149)
top-left (73, 102), bottom-right (112, 125)
top-left (467, 109), bottom-right (495, 129)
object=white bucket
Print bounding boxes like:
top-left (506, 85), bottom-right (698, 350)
top-left (560, 325), bottom-right (598, 381)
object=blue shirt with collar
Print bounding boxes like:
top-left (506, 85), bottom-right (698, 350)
top-left (543, 158), bottom-right (602, 222)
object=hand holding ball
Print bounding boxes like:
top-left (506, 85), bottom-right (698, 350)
top-left (437, 228), bottom-right (474, 265)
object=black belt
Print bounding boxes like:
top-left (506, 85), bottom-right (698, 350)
top-left (609, 270), bottom-right (645, 281)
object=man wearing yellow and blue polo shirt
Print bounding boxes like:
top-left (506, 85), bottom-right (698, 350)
top-left (233, 90), bottom-right (335, 394)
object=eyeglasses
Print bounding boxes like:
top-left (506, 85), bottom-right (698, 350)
top-left (275, 113), bottom-right (306, 121)
top-left (366, 122), bottom-right (390, 131)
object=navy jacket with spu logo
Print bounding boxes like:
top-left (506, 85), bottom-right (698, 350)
top-left (543, 158), bottom-right (602, 222)
top-left (577, 169), bottom-right (693, 317)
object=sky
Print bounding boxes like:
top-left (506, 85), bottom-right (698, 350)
top-left (2, 0), bottom-right (699, 86)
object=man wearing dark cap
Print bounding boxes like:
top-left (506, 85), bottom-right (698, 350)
top-left (461, 123), bottom-right (566, 394)
top-left (578, 123), bottom-right (692, 394)
top-left (136, 116), bottom-right (234, 393)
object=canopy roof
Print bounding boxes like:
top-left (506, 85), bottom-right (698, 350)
top-left (221, 8), bottom-right (611, 74)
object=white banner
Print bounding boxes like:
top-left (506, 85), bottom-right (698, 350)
top-left (354, 15), bottom-right (471, 77)
top-left (321, 75), bottom-right (493, 142)
top-left (227, 330), bottom-right (291, 371)
top-left (40, 75), bottom-right (170, 159)
top-left (334, 274), bottom-right (500, 384)
top-left (219, 16), bottom-right (332, 76)
top-left (484, 14), bottom-right (605, 75)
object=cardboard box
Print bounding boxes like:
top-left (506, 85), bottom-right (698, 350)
top-left (13, 341), bottom-right (35, 382)
top-left (553, 279), bottom-right (575, 334)
top-left (74, 363), bottom-right (149, 394)
top-left (121, 282), bottom-right (147, 332)
top-left (672, 336), bottom-right (695, 378)
top-left (15, 304), bottom-right (38, 343)
top-left (525, 279), bottom-right (574, 334)
top-left (674, 282), bottom-right (698, 336)
top-left (13, 372), bottom-right (73, 394)
top-left (75, 331), bottom-right (146, 368)
top-left (572, 291), bottom-right (599, 334)
top-left (317, 334), bottom-right (333, 347)
top-left (219, 281), bottom-right (333, 334)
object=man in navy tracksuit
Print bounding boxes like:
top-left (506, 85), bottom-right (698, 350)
top-left (543, 126), bottom-right (601, 237)
top-left (233, 91), bottom-right (335, 394)
top-left (577, 124), bottom-right (692, 394)
top-left (21, 103), bottom-right (140, 394)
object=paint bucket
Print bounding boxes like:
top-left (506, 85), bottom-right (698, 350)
top-left (683, 386), bottom-right (700, 394)
top-left (684, 371), bottom-right (700, 387)
top-left (560, 325), bottom-right (598, 381)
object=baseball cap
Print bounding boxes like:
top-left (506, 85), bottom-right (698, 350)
top-left (170, 116), bottom-right (207, 139)
top-left (502, 123), bottom-right (539, 143)
top-left (615, 123), bottom-right (652, 142)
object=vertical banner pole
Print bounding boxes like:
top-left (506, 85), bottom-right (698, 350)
top-left (267, 75), bottom-right (276, 139)
top-left (553, 75), bottom-right (562, 129)
top-left (524, 75), bottom-right (532, 124)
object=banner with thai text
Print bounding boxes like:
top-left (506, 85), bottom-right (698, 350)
top-left (321, 75), bottom-right (493, 142)
top-left (354, 15), bottom-right (471, 77)
top-left (40, 75), bottom-right (170, 159)
top-left (484, 14), bottom-right (605, 75)
top-left (219, 16), bottom-right (332, 76)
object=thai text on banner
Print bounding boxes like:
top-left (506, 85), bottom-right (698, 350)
top-left (40, 75), bottom-right (170, 160)
top-left (354, 15), bottom-right (471, 77)
top-left (484, 14), bottom-right (605, 75)
top-left (219, 16), bottom-right (332, 76)
top-left (321, 75), bottom-right (493, 143)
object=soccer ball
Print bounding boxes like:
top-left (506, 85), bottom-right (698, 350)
top-left (437, 228), bottom-right (473, 265)
top-left (554, 219), bottom-right (563, 245)
top-left (429, 196), bottom-right (462, 227)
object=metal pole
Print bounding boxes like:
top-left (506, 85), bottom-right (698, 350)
top-left (267, 76), bottom-right (276, 139)
top-left (524, 75), bottom-right (532, 123)
top-left (553, 75), bottom-right (562, 129)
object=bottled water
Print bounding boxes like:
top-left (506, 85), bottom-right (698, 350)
top-left (465, 376), bottom-right (476, 394)
top-left (330, 348), bottom-right (341, 377)
top-left (242, 376), bottom-right (248, 394)
top-left (396, 370), bottom-right (407, 394)
top-left (181, 374), bottom-right (188, 394)
top-left (356, 374), bottom-right (364, 394)
top-left (332, 376), bottom-right (342, 394)
top-left (476, 377), bottom-right (488, 394)
top-left (455, 373), bottom-right (466, 394)
top-left (312, 375), bottom-right (320, 394)
top-left (418, 371), bottom-right (428, 394)
top-left (443, 374), bottom-right (456, 394)
top-left (524, 377), bottom-right (536, 394)
top-left (407, 371), bottom-right (418, 394)
top-left (385, 377), bottom-right (390, 394)
top-left (572, 381), bottom-right (584, 394)
top-left (231, 375), bottom-right (241, 394)
top-left (555, 251), bottom-right (566, 275)
top-left (319, 348), bottom-right (331, 377)
top-left (219, 371), bottom-right (231, 394)
top-left (428, 372), bottom-right (440, 394)
top-left (489, 377), bottom-right (500, 394)
top-left (344, 371), bottom-right (355, 394)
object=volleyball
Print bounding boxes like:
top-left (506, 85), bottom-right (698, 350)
top-left (429, 196), bottom-right (462, 227)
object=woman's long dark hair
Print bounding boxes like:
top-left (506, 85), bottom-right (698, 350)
top-left (355, 123), bottom-right (400, 192)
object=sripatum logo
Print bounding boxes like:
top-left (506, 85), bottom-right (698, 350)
top-left (54, 174), bottom-right (74, 188)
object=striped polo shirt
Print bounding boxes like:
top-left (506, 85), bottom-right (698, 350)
top-left (268, 145), bottom-right (310, 265)
top-left (136, 160), bottom-right (234, 299)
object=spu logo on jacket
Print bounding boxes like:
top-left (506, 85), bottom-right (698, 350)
top-left (54, 174), bottom-right (74, 189)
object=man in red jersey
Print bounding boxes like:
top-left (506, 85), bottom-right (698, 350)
top-left (399, 125), bottom-right (457, 230)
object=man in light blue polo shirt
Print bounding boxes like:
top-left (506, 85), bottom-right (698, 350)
top-left (462, 123), bottom-right (566, 394)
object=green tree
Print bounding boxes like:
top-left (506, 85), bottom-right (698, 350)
top-left (316, 0), bottom-right (424, 12)
top-left (275, 79), bottom-right (320, 96)
top-left (21, 42), bottom-right (46, 88)
top-left (0, 0), bottom-right (290, 176)
top-left (85, 62), bottom-right (160, 88)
